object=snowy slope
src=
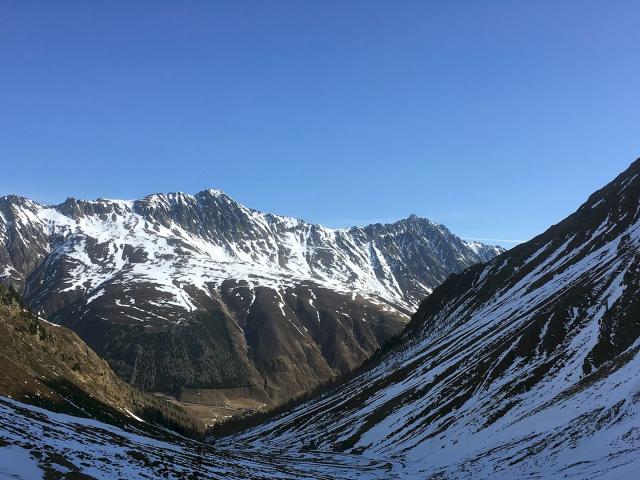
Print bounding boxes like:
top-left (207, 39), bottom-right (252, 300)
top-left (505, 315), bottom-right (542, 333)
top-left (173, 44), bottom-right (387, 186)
top-left (0, 191), bottom-right (500, 405)
top-left (229, 159), bottom-right (640, 478)
top-left (0, 191), bottom-right (498, 312)
top-left (0, 397), bottom-right (397, 480)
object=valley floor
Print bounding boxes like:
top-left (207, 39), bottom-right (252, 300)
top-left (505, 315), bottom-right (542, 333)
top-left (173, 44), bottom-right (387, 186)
top-left (154, 390), bottom-right (269, 428)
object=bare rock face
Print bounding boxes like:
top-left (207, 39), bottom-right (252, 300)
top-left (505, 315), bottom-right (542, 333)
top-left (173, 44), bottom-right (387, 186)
top-left (0, 189), bottom-right (501, 405)
top-left (235, 159), bottom-right (640, 478)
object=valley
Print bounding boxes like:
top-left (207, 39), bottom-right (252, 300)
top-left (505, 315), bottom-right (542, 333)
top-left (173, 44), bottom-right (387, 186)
top-left (1, 159), bottom-right (639, 478)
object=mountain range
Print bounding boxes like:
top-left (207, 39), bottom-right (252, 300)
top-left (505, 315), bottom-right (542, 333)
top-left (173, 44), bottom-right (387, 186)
top-left (0, 190), bottom-right (501, 419)
top-left (2, 159), bottom-right (638, 478)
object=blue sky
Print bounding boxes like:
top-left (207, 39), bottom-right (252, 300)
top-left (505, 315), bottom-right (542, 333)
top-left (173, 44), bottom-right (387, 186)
top-left (1, 1), bottom-right (639, 246)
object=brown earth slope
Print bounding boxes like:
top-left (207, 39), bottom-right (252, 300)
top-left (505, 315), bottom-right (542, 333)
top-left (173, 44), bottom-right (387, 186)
top-left (0, 284), bottom-right (202, 437)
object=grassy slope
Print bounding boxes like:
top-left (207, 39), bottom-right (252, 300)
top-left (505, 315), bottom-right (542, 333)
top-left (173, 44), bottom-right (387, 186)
top-left (0, 285), bottom-right (204, 439)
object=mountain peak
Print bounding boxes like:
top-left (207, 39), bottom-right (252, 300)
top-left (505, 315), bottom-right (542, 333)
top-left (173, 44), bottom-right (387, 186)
top-left (393, 213), bottom-right (438, 229)
top-left (203, 188), bottom-right (226, 196)
top-left (196, 188), bottom-right (229, 199)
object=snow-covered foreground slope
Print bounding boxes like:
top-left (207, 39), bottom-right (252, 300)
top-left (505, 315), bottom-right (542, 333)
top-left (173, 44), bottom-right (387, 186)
top-left (0, 397), bottom-right (397, 480)
top-left (0, 190), bottom-right (500, 408)
top-left (229, 159), bottom-right (640, 478)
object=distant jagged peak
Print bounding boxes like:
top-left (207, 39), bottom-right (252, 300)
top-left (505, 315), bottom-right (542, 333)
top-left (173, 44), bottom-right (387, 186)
top-left (403, 213), bottom-right (436, 224)
top-left (141, 190), bottom-right (197, 204)
top-left (197, 187), bottom-right (227, 198)
top-left (53, 196), bottom-right (133, 219)
top-left (0, 188), bottom-right (506, 258)
top-left (353, 214), bottom-right (447, 239)
top-left (134, 188), bottom-right (246, 212)
top-left (0, 194), bottom-right (41, 211)
top-left (398, 213), bottom-right (441, 228)
top-left (0, 194), bottom-right (36, 204)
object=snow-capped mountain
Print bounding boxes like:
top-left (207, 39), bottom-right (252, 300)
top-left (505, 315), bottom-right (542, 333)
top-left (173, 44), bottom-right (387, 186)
top-left (229, 158), bottom-right (640, 478)
top-left (2, 160), bottom-right (639, 479)
top-left (0, 190), bottom-right (500, 407)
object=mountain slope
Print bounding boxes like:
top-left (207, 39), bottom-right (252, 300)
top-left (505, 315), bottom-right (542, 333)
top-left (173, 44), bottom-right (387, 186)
top-left (0, 284), bottom-right (393, 478)
top-left (0, 191), bottom-right (501, 412)
top-left (230, 159), bottom-right (640, 478)
top-left (0, 284), bottom-right (202, 438)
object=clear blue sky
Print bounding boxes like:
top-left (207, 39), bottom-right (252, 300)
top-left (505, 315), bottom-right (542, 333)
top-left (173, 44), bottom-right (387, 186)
top-left (1, 1), bottom-right (639, 246)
